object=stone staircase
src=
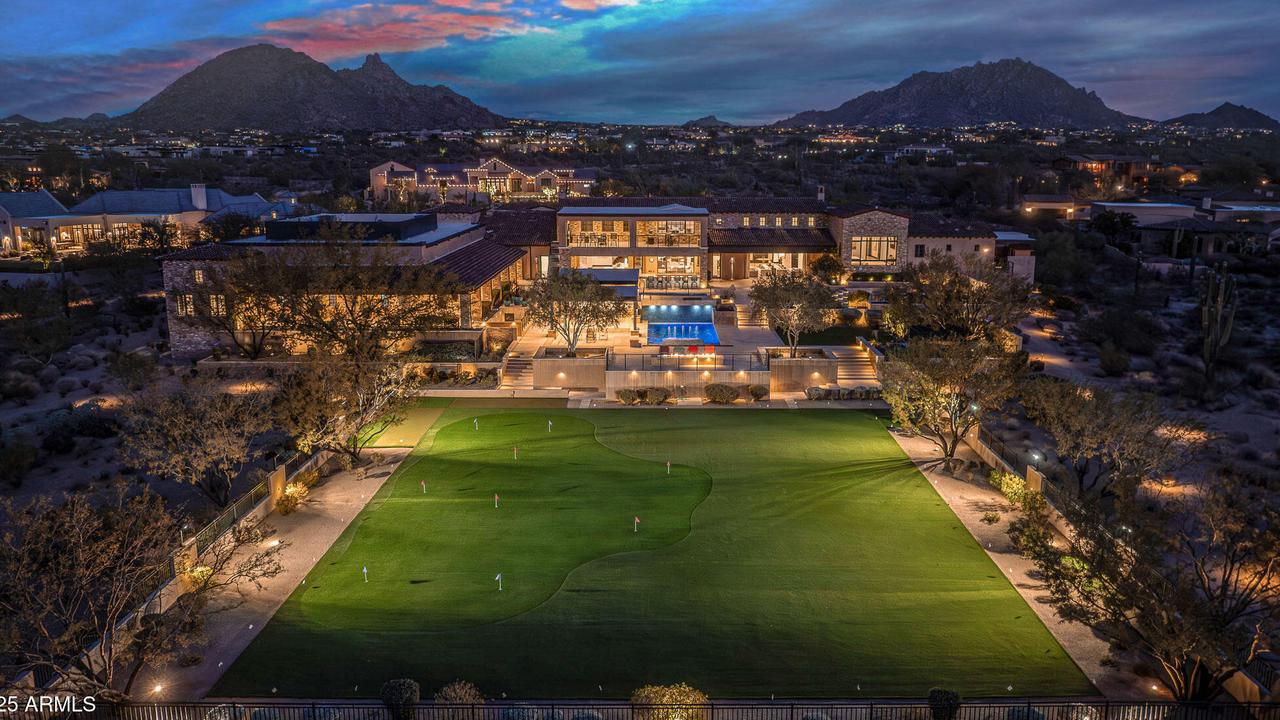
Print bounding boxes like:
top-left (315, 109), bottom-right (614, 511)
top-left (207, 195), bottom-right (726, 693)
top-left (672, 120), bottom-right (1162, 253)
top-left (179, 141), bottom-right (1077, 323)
top-left (830, 347), bottom-right (879, 387)
top-left (501, 351), bottom-right (535, 389)
top-left (735, 303), bottom-right (768, 328)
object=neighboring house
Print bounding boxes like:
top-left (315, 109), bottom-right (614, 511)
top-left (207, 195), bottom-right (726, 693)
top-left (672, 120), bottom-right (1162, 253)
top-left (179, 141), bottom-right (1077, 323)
top-left (5, 184), bottom-right (265, 255)
top-left (0, 190), bottom-right (69, 254)
top-left (1020, 194), bottom-right (1078, 218)
top-left (1054, 154), bottom-right (1157, 188)
top-left (369, 158), bottom-right (596, 204)
top-left (161, 212), bottom-right (521, 359)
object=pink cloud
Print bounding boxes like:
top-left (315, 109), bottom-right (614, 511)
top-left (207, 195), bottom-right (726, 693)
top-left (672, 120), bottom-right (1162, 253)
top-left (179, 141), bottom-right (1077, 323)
top-left (560, 0), bottom-right (638, 10)
top-left (259, 3), bottom-right (530, 61)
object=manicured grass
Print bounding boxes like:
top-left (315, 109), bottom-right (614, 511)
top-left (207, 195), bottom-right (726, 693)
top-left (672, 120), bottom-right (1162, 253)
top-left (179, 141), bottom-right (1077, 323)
top-left (784, 324), bottom-right (865, 345)
top-left (215, 406), bottom-right (1093, 699)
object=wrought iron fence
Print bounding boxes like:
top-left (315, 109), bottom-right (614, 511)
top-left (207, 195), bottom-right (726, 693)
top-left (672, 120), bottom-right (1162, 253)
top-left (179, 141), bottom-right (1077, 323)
top-left (18, 701), bottom-right (1280, 720)
top-left (977, 426), bottom-right (1027, 479)
top-left (192, 481), bottom-right (269, 554)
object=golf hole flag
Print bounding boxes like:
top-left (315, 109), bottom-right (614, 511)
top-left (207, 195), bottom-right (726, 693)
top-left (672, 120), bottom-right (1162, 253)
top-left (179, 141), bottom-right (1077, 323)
top-left (634, 516), bottom-right (640, 532)
top-left (495, 573), bottom-right (503, 591)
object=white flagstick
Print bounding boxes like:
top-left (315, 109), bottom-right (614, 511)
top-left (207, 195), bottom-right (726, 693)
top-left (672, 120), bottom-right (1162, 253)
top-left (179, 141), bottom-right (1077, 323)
top-left (666, 460), bottom-right (671, 475)
top-left (495, 573), bottom-right (503, 591)
top-left (634, 516), bottom-right (639, 533)
top-left (420, 479), bottom-right (426, 494)
top-left (548, 419), bottom-right (553, 432)
top-left (362, 565), bottom-right (368, 583)
top-left (473, 417), bottom-right (479, 431)
top-left (494, 493), bottom-right (500, 509)
top-left (513, 446), bottom-right (519, 460)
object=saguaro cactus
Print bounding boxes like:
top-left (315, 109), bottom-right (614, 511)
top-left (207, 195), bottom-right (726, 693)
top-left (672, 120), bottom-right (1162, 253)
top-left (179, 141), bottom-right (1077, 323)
top-left (1200, 262), bottom-right (1236, 387)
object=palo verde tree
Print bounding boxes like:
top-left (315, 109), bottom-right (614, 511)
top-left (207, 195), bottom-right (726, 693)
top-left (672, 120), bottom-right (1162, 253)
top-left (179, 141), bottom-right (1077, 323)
top-left (272, 356), bottom-right (418, 461)
top-left (1015, 478), bottom-right (1279, 701)
top-left (881, 253), bottom-right (1031, 343)
top-left (0, 280), bottom-right (74, 365)
top-left (749, 267), bottom-right (836, 358)
top-left (190, 248), bottom-right (288, 359)
top-left (0, 483), bottom-right (284, 700)
top-left (880, 339), bottom-right (1023, 469)
top-left (807, 253), bottom-right (845, 284)
top-left (275, 222), bottom-right (461, 361)
top-left (119, 378), bottom-right (272, 507)
top-left (1020, 376), bottom-right (1198, 502)
top-left (525, 269), bottom-right (630, 356)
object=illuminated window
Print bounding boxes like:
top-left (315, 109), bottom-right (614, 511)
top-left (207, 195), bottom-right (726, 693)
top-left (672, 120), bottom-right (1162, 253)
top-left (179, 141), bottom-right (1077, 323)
top-left (742, 216), bottom-right (750, 227)
top-left (758, 216), bottom-right (766, 226)
top-left (176, 294), bottom-right (194, 317)
top-left (209, 294), bottom-right (226, 316)
top-left (790, 217), bottom-right (799, 227)
top-left (774, 216), bottom-right (782, 227)
top-left (192, 269), bottom-right (205, 284)
top-left (807, 216), bottom-right (816, 227)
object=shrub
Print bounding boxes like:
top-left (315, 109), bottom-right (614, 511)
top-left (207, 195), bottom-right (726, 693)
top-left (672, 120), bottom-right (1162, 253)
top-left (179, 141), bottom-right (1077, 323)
top-left (334, 453), bottom-right (355, 472)
top-left (804, 386), bottom-right (828, 401)
top-left (0, 438), bottom-right (38, 488)
top-left (37, 365), bottom-right (61, 387)
top-left (642, 387), bottom-right (672, 405)
top-left (276, 482), bottom-right (310, 514)
top-left (106, 351), bottom-right (157, 391)
top-left (617, 388), bottom-right (641, 405)
top-left (928, 688), bottom-right (961, 720)
top-left (293, 469), bottom-right (321, 488)
top-left (988, 469), bottom-right (1026, 504)
top-left (631, 683), bottom-right (708, 720)
top-left (54, 377), bottom-right (78, 397)
top-left (0, 371), bottom-right (41, 402)
top-left (980, 511), bottom-right (1001, 525)
top-left (40, 428), bottom-right (77, 455)
top-left (746, 384), bottom-right (769, 401)
top-left (434, 679), bottom-right (484, 705)
top-left (1028, 359), bottom-right (1045, 372)
top-left (703, 383), bottom-right (739, 404)
top-left (380, 679), bottom-right (420, 720)
top-left (1079, 308), bottom-right (1161, 356)
top-left (1098, 341), bottom-right (1130, 376)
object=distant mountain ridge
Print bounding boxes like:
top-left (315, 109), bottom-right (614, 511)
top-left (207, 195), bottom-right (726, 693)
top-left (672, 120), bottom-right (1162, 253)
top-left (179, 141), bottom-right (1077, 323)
top-left (777, 58), bottom-right (1142, 129)
top-left (683, 115), bottom-right (734, 128)
top-left (124, 44), bottom-right (502, 132)
top-left (1164, 102), bottom-right (1279, 130)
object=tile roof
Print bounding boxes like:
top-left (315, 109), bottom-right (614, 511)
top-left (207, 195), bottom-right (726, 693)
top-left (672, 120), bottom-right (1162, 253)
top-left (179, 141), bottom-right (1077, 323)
top-left (159, 243), bottom-right (255, 262)
top-left (560, 196), bottom-right (831, 213)
top-left (707, 227), bottom-right (836, 251)
top-left (0, 190), bottom-right (68, 218)
top-left (431, 239), bottom-right (525, 289)
top-left (483, 209), bottom-right (556, 246)
top-left (69, 188), bottom-right (264, 215)
top-left (907, 214), bottom-right (999, 238)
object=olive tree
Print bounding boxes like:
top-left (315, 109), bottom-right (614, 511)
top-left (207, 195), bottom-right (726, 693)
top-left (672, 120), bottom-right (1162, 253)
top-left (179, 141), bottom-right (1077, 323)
top-left (525, 270), bottom-right (629, 356)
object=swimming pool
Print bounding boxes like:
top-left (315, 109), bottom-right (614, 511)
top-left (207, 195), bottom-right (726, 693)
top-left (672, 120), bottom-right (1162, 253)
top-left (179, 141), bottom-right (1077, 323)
top-left (647, 322), bottom-right (720, 346)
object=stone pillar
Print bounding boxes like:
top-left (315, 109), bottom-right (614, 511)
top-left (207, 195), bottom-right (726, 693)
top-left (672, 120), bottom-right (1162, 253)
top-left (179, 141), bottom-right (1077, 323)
top-left (267, 464), bottom-right (287, 512)
top-left (1025, 465), bottom-right (1045, 493)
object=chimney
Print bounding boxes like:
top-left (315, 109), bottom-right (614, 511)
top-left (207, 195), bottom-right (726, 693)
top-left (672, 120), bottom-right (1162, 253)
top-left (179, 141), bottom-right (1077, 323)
top-left (191, 183), bottom-right (208, 211)
top-left (817, 185), bottom-right (826, 202)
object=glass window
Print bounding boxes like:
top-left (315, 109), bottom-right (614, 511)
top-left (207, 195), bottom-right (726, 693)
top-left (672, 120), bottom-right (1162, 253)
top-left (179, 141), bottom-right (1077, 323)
top-left (946, 244), bottom-right (952, 252)
top-left (774, 216), bottom-right (782, 227)
top-left (973, 244), bottom-right (980, 252)
top-left (193, 269), bottom-right (205, 284)
top-left (176, 294), bottom-right (194, 317)
top-left (848, 236), bottom-right (898, 266)
top-left (808, 216), bottom-right (816, 227)
top-left (209, 294), bottom-right (226, 316)
top-left (790, 217), bottom-right (799, 227)
top-left (914, 244), bottom-right (925, 258)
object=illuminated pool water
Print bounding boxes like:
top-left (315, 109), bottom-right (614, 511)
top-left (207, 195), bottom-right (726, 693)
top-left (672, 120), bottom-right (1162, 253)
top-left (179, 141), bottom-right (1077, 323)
top-left (647, 322), bottom-right (720, 345)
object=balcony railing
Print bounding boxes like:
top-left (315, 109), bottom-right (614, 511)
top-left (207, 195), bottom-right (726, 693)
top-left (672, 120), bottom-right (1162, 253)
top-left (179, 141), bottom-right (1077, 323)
top-left (642, 275), bottom-right (703, 291)
top-left (638, 234), bottom-right (701, 247)
top-left (566, 233), bottom-right (630, 247)
top-left (607, 352), bottom-right (767, 371)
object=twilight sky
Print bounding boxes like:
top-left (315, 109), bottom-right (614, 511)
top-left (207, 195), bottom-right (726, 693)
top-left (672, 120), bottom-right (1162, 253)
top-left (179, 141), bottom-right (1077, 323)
top-left (2, 0), bottom-right (1278, 125)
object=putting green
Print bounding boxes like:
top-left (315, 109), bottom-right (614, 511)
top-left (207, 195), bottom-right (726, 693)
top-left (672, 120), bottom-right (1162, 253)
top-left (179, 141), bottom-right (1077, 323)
top-left (215, 406), bottom-right (1094, 699)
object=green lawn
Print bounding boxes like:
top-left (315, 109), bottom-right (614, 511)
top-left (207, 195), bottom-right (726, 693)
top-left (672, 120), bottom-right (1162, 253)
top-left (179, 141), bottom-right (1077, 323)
top-left (215, 404), bottom-right (1093, 699)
